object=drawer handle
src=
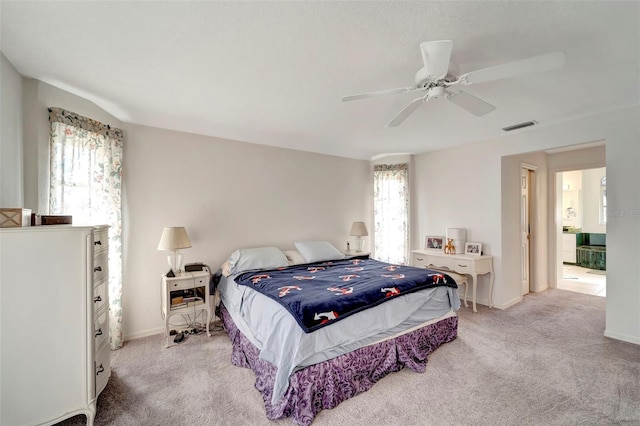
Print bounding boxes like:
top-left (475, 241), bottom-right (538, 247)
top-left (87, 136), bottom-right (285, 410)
top-left (94, 266), bottom-right (102, 272)
top-left (94, 295), bottom-right (102, 303)
top-left (96, 364), bottom-right (105, 375)
top-left (94, 240), bottom-right (102, 246)
top-left (95, 328), bottom-right (103, 337)
top-left (457, 264), bottom-right (468, 268)
top-left (416, 257), bottom-right (424, 261)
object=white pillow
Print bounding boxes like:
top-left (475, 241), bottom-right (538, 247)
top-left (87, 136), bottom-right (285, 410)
top-left (294, 241), bottom-right (345, 263)
top-left (283, 250), bottom-right (307, 266)
top-left (223, 246), bottom-right (289, 276)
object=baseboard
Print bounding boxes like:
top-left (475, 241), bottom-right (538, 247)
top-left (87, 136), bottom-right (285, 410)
top-left (604, 329), bottom-right (640, 345)
top-left (459, 294), bottom-right (518, 311)
top-left (492, 296), bottom-right (523, 310)
top-left (124, 326), bottom-right (164, 342)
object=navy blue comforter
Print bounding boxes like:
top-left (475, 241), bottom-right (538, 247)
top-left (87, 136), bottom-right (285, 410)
top-left (234, 258), bottom-right (457, 333)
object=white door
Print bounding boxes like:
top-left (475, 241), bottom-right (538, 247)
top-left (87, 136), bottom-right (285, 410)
top-left (521, 168), bottom-right (531, 295)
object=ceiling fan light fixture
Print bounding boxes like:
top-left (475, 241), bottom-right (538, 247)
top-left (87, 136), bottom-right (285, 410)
top-left (502, 120), bottom-right (538, 132)
top-left (420, 40), bottom-right (453, 78)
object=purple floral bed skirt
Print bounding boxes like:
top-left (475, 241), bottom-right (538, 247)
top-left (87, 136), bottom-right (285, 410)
top-left (219, 302), bottom-right (458, 426)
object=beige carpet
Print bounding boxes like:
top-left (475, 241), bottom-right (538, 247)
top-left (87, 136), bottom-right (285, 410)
top-left (57, 289), bottom-right (640, 425)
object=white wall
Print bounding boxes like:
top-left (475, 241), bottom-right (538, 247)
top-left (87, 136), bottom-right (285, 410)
top-left (581, 167), bottom-right (606, 233)
top-left (122, 124), bottom-right (371, 339)
top-left (414, 107), bottom-right (639, 345)
top-left (0, 52), bottom-right (24, 207)
top-left (414, 140), bottom-right (502, 307)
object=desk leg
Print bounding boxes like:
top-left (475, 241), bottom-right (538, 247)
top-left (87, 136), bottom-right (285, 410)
top-left (489, 272), bottom-right (494, 309)
top-left (165, 314), bottom-right (171, 348)
top-left (462, 280), bottom-right (469, 308)
top-left (471, 273), bottom-right (478, 313)
top-left (206, 307), bottom-right (211, 337)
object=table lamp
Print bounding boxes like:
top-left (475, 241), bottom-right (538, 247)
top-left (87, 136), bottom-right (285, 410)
top-left (157, 227), bottom-right (192, 276)
top-left (349, 221), bottom-right (368, 252)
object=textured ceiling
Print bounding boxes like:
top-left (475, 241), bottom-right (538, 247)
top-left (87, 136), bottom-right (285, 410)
top-left (2, 1), bottom-right (639, 160)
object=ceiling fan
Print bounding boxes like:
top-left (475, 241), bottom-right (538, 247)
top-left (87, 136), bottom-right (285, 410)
top-left (341, 40), bottom-right (566, 127)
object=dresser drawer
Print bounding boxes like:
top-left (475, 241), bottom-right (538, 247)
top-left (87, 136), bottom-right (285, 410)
top-left (452, 258), bottom-right (473, 271)
top-left (412, 253), bottom-right (429, 268)
top-left (426, 256), bottom-right (453, 270)
top-left (94, 307), bottom-right (109, 349)
top-left (95, 342), bottom-right (111, 396)
top-left (93, 251), bottom-right (109, 282)
top-left (93, 228), bottom-right (109, 254)
top-left (93, 280), bottom-right (108, 312)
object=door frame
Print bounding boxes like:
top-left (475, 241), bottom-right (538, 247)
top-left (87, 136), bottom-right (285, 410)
top-left (520, 163), bottom-right (537, 295)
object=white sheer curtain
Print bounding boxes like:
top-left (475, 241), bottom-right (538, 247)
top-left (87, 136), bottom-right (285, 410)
top-left (49, 107), bottom-right (124, 350)
top-left (373, 163), bottom-right (409, 265)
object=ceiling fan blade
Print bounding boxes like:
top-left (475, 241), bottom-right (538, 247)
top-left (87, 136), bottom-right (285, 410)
top-left (461, 51), bottom-right (566, 85)
top-left (341, 87), bottom-right (414, 102)
top-left (447, 90), bottom-right (496, 117)
top-left (420, 40), bottom-right (453, 78)
top-left (385, 97), bottom-right (424, 127)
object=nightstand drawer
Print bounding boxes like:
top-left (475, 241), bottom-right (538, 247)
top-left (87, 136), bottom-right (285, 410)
top-left (169, 275), bottom-right (208, 290)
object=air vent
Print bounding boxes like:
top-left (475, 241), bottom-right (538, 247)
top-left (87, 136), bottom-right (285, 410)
top-left (502, 120), bottom-right (538, 132)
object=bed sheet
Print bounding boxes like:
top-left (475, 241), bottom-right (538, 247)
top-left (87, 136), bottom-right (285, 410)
top-left (218, 269), bottom-right (460, 404)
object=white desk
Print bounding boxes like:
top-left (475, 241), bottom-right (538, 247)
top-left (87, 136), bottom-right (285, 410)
top-left (411, 250), bottom-right (494, 313)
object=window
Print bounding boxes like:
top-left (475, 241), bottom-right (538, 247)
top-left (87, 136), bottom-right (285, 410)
top-left (373, 163), bottom-right (409, 264)
top-left (600, 176), bottom-right (607, 224)
top-left (49, 107), bottom-right (124, 350)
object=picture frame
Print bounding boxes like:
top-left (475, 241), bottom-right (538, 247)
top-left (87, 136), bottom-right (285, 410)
top-left (465, 242), bottom-right (482, 256)
top-left (425, 236), bottom-right (445, 251)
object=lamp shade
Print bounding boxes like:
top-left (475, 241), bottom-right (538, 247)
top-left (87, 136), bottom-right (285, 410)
top-left (349, 222), bottom-right (368, 237)
top-left (157, 227), bottom-right (192, 251)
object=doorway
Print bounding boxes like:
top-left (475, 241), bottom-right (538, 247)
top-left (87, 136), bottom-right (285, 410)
top-left (556, 168), bottom-right (607, 297)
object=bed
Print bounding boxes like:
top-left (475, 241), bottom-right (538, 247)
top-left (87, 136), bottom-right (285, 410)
top-left (214, 242), bottom-right (460, 425)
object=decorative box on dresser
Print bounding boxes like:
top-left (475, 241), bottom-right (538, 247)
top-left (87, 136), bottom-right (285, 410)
top-left (411, 249), bottom-right (494, 313)
top-left (0, 225), bottom-right (110, 426)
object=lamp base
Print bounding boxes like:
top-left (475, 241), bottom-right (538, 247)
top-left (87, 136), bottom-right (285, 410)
top-left (167, 251), bottom-right (184, 274)
top-left (354, 237), bottom-right (365, 253)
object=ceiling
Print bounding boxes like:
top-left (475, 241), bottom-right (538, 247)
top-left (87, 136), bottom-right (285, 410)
top-left (2, 1), bottom-right (639, 160)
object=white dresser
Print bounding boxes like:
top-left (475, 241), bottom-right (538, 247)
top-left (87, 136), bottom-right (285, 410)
top-left (0, 225), bottom-right (110, 425)
top-left (411, 249), bottom-right (494, 313)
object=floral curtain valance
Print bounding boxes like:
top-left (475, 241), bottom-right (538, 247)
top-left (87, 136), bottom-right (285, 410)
top-left (48, 107), bottom-right (124, 141)
top-left (374, 163), bottom-right (408, 173)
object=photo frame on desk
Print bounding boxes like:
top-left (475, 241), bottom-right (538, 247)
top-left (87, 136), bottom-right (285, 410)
top-left (425, 236), bottom-right (445, 251)
top-left (465, 242), bottom-right (482, 256)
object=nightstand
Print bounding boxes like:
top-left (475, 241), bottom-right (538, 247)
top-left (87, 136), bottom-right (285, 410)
top-left (161, 269), bottom-right (211, 347)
